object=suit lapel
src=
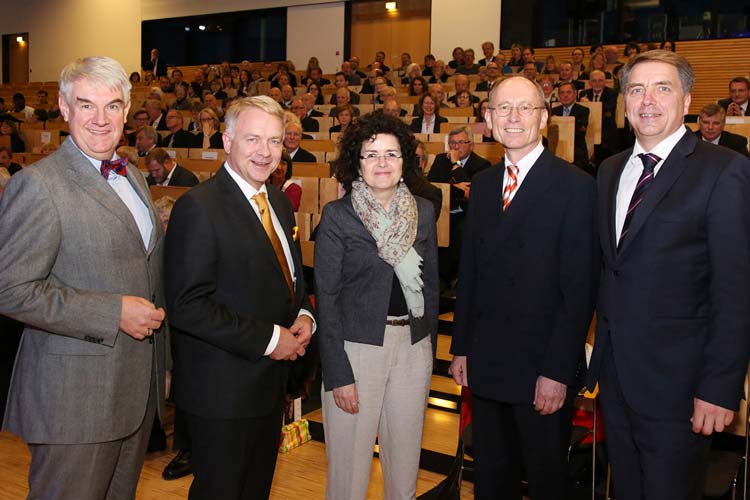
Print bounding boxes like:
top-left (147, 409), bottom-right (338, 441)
top-left (616, 131), bottom-right (694, 257)
top-left (602, 150), bottom-right (630, 258)
top-left (499, 150), bottom-right (555, 240)
top-left (60, 139), bottom-right (147, 249)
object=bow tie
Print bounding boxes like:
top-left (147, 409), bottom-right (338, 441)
top-left (100, 158), bottom-right (128, 179)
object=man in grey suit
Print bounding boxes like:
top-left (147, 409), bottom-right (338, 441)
top-left (0, 56), bottom-right (169, 500)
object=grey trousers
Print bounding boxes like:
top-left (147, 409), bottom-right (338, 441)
top-left (27, 374), bottom-right (157, 500)
top-left (323, 323), bottom-right (433, 500)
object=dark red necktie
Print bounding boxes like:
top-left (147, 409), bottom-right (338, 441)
top-left (618, 152), bottom-right (661, 251)
top-left (100, 158), bottom-right (128, 179)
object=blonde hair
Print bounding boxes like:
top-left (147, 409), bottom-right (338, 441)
top-left (224, 96), bottom-right (285, 136)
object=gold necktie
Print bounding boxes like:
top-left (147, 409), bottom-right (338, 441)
top-left (252, 192), bottom-right (295, 302)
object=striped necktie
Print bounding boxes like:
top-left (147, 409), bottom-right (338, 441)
top-left (502, 165), bottom-right (519, 211)
top-left (618, 152), bottom-right (661, 251)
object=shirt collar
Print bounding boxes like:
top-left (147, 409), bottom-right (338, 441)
top-left (69, 138), bottom-right (119, 173)
top-left (504, 140), bottom-right (544, 173)
top-left (224, 161), bottom-right (268, 200)
top-left (632, 125), bottom-right (687, 163)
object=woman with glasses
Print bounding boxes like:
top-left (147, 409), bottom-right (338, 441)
top-left (316, 110), bottom-right (438, 500)
top-left (194, 107), bottom-right (223, 149)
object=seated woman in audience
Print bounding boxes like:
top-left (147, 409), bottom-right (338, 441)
top-left (624, 42), bottom-right (640, 59)
top-left (307, 81), bottom-right (325, 105)
top-left (330, 104), bottom-right (354, 134)
top-left (268, 153), bottom-right (301, 211)
top-left (194, 107), bottom-right (223, 149)
top-left (301, 57), bottom-right (320, 87)
top-left (221, 74), bottom-right (237, 98)
top-left (422, 54), bottom-right (435, 77)
top-left (428, 60), bottom-right (449, 83)
top-left (237, 69), bottom-right (253, 96)
top-left (401, 63), bottom-right (422, 85)
top-left (539, 75), bottom-right (559, 105)
top-left (508, 43), bottom-right (525, 67)
top-left (1, 120), bottom-right (24, 153)
top-left (408, 76), bottom-right (427, 99)
top-left (129, 72), bottom-right (141, 85)
top-left (453, 90), bottom-right (474, 109)
top-left (542, 55), bottom-right (559, 74)
top-left (270, 62), bottom-right (297, 88)
top-left (169, 85), bottom-right (192, 111)
top-left (410, 92), bottom-right (447, 133)
top-left (579, 52), bottom-right (611, 80)
top-left (316, 109), bottom-right (438, 500)
top-left (208, 79), bottom-right (227, 101)
top-left (474, 98), bottom-right (496, 143)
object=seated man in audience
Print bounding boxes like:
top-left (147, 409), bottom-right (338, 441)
top-left (145, 148), bottom-right (199, 187)
top-left (478, 41), bottom-right (497, 66)
top-left (290, 98), bottom-right (320, 132)
top-left (493, 52), bottom-right (514, 75)
top-left (172, 69), bottom-right (190, 92)
top-left (145, 99), bottom-right (168, 131)
top-left (579, 69), bottom-right (620, 163)
top-left (128, 109), bottom-right (151, 146)
top-left (552, 82), bottom-right (591, 172)
top-left (169, 85), bottom-right (192, 111)
top-left (280, 84), bottom-right (295, 108)
top-left (159, 76), bottom-right (174, 94)
top-left (428, 125), bottom-right (491, 290)
top-left (456, 48), bottom-right (480, 75)
top-left (307, 66), bottom-right (331, 87)
top-left (0, 145), bottom-right (22, 175)
top-left (476, 62), bottom-right (501, 91)
top-left (522, 47), bottom-right (545, 73)
top-left (135, 125), bottom-right (160, 157)
top-left (571, 47), bottom-right (586, 72)
top-left (349, 56), bottom-right (368, 80)
top-left (190, 69), bottom-right (210, 98)
top-left (379, 87), bottom-right (407, 116)
top-left (162, 109), bottom-right (197, 148)
top-left (448, 75), bottom-right (480, 105)
top-left (268, 87), bottom-right (283, 105)
top-left (447, 46), bottom-right (465, 73)
top-left (370, 77), bottom-right (389, 104)
top-left (718, 77), bottom-right (750, 116)
top-left (374, 50), bottom-right (390, 73)
top-left (383, 99), bottom-right (405, 119)
top-left (302, 92), bottom-right (323, 118)
top-left (341, 61), bottom-right (362, 86)
top-left (695, 103), bottom-right (749, 156)
top-left (202, 94), bottom-right (224, 120)
top-left (556, 61), bottom-right (584, 91)
top-left (284, 119), bottom-right (317, 162)
top-left (12, 93), bottom-right (34, 121)
top-left (36, 89), bottom-right (61, 120)
top-left (329, 72), bottom-right (360, 105)
top-left (604, 45), bottom-right (620, 65)
top-left (328, 88), bottom-right (362, 117)
top-left (521, 62), bottom-right (539, 81)
top-left (430, 83), bottom-right (450, 108)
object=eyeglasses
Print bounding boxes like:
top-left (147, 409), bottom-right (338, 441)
top-left (488, 103), bottom-right (546, 117)
top-left (359, 152), bottom-right (403, 164)
top-left (448, 140), bottom-right (472, 146)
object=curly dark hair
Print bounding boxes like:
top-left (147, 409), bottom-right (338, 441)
top-left (333, 109), bottom-right (419, 194)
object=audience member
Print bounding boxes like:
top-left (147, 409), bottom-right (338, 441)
top-left (330, 104), bottom-right (355, 134)
top-left (695, 103), bottom-right (749, 156)
top-left (135, 126), bottom-right (159, 157)
top-left (521, 47), bottom-right (545, 73)
top-left (456, 48), bottom-right (480, 75)
top-left (329, 72), bottom-right (360, 104)
top-left (169, 85), bottom-right (192, 111)
top-left (145, 148), bottom-right (199, 187)
top-left (551, 82), bottom-right (590, 171)
top-left (448, 75), bottom-right (480, 105)
top-left (508, 43), bottom-right (524, 67)
top-left (11, 93), bottom-right (34, 121)
top-left (162, 109), bottom-right (196, 148)
top-left (285, 118), bottom-right (317, 162)
top-left (0, 145), bottom-right (22, 175)
top-left (143, 48), bottom-right (167, 77)
top-left (410, 92), bottom-right (447, 133)
top-left (571, 47), bottom-right (586, 72)
top-left (579, 53), bottom-right (612, 80)
top-left (328, 88), bottom-right (361, 118)
top-left (194, 107), bottom-right (223, 149)
top-left (0, 120), bottom-right (24, 153)
top-left (718, 77), bottom-right (750, 116)
top-left (478, 41), bottom-right (496, 66)
top-left (291, 98), bottom-right (320, 132)
top-left (428, 60), bottom-right (449, 83)
top-left (556, 61), bottom-right (584, 91)
top-left (579, 69), bottom-right (620, 163)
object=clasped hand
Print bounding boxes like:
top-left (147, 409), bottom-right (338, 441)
top-left (270, 315), bottom-right (313, 361)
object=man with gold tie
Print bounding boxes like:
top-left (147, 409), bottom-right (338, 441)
top-left (164, 96), bottom-right (315, 500)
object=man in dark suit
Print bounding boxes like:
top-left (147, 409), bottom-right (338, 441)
top-left (427, 125), bottom-right (491, 289)
top-left (0, 146), bottom-right (22, 175)
top-left (289, 98), bottom-right (319, 133)
top-left (165, 95), bottom-right (314, 500)
top-left (0, 55), bottom-right (168, 499)
top-left (145, 99), bottom-right (169, 131)
top-left (552, 82), bottom-right (590, 171)
top-left (449, 76), bottom-right (597, 500)
top-left (162, 109), bottom-right (198, 148)
top-left (145, 148), bottom-right (199, 187)
top-left (695, 103), bottom-right (749, 156)
top-left (328, 72), bottom-right (360, 105)
top-left (143, 48), bottom-right (168, 77)
top-left (555, 62), bottom-right (584, 92)
top-left (579, 69), bottom-right (621, 164)
top-left (302, 93), bottom-right (323, 118)
top-left (128, 109), bottom-right (151, 146)
top-left (586, 50), bottom-right (750, 500)
top-left (284, 121), bottom-right (317, 163)
top-left (718, 76), bottom-right (750, 117)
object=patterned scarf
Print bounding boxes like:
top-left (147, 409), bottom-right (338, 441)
top-left (351, 179), bottom-right (424, 318)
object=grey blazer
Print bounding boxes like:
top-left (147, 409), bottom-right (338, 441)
top-left (0, 138), bottom-right (169, 445)
top-left (314, 195), bottom-right (439, 390)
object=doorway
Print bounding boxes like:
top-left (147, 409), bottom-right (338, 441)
top-left (2, 33), bottom-right (29, 85)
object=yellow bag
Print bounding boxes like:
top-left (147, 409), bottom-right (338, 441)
top-left (278, 418), bottom-right (311, 453)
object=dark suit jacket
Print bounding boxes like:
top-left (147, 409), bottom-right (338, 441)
top-left (143, 58), bottom-right (168, 77)
top-left (410, 115), bottom-right (448, 134)
top-left (162, 129), bottom-right (198, 149)
top-left (194, 131), bottom-right (223, 149)
top-left (315, 196), bottom-right (438, 390)
top-left (586, 130), bottom-right (750, 419)
top-left (694, 129), bottom-right (749, 157)
top-left (555, 79), bottom-right (585, 92)
top-left (153, 111), bottom-right (169, 131)
top-left (552, 103), bottom-right (589, 167)
top-left (308, 110), bottom-right (324, 118)
top-left (301, 116), bottom-right (320, 133)
top-left (290, 147), bottom-right (317, 163)
top-left (147, 164), bottom-right (199, 187)
top-left (329, 90), bottom-right (360, 105)
top-left (165, 167), bottom-right (313, 419)
top-left (427, 152), bottom-right (491, 210)
top-left (580, 87), bottom-right (620, 153)
top-left (718, 98), bottom-right (750, 116)
top-left (451, 149), bottom-right (597, 403)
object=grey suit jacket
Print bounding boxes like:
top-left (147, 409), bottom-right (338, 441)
top-left (314, 195), bottom-right (439, 390)
top-left (0, 138), bottom-right (169, 445)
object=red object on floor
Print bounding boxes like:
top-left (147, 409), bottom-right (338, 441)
top-left (572, 406), bottom-right (606, 445)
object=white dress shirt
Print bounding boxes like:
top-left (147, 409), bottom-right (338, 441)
top-left (76, 142), bottom-right (153, 249)
top-left (615, 126), bottom-right (686, 242)
top-left (502, 140), bottom-right (545, 206)
top-left (421, 116), bottom-right (435, 134)
top-left (224, 163), bottom-right (316, 355)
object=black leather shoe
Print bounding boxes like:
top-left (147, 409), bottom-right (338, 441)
top-left (162, 450), bottom-right (192, 480)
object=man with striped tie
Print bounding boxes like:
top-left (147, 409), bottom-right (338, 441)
top-left (586, 50), bottom-right (750, 499)
top-left (449, 75), bottom-right (597, 500)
